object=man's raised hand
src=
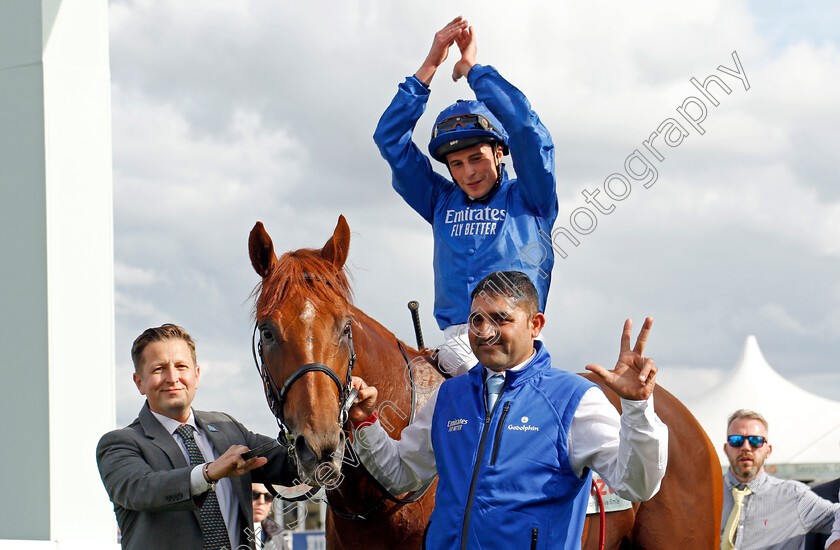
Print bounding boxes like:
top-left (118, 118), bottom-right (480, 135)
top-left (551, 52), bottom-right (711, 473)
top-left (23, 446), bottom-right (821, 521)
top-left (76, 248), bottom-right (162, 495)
top-left (585, 317), bottom-right (656, 401)
top-left (452, 24), bottom-right (477, 81)
top-left (416, 16), bottom-right (469, 85)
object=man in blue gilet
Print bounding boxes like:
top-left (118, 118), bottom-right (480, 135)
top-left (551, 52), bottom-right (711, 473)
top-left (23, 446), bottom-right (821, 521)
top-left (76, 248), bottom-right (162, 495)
top-left (374, 17), bottom-right (558, 376)
top-left (348, 271), bottom-right (668, 549)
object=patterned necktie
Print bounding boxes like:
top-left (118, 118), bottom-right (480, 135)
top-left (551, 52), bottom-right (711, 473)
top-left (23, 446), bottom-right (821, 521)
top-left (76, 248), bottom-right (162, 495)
top-left (721, 483), bottom-right (752, 550)
top-left (486, 374), bottom-right (505, 412)
top-left (174, 424), bottom-right (231, 550)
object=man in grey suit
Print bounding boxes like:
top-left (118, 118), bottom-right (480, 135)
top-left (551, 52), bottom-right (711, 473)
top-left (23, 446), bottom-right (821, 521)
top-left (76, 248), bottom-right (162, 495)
top-left (97, 324), bottom-right (299, 550)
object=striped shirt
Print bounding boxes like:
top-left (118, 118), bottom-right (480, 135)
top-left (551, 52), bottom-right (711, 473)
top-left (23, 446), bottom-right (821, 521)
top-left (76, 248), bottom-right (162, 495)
top-left (721, 470), bottom-right (839, 550)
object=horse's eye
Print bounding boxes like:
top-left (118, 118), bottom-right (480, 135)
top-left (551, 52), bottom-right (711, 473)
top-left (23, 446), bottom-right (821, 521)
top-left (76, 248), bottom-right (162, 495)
top-left (261, 328), bottom-right (274, 342)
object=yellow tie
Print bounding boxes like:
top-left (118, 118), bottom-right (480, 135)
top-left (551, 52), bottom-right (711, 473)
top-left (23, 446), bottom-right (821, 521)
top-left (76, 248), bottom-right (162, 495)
top-left (721, 484), bottom-right (752, 550)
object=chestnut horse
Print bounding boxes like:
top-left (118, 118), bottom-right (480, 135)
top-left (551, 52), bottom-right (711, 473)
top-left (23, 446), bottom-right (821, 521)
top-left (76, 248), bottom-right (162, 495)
top-left (248, 215), bottom-right (722, 549)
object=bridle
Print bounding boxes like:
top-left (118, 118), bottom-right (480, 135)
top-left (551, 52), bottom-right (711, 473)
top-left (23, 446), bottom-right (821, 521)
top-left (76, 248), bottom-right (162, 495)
top-left (252, 319), bottom-right (359, 452)
top-left (251, 314), bottom-right (434, 520)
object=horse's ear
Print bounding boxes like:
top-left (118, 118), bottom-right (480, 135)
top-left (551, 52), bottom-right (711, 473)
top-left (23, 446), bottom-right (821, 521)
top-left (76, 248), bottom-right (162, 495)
top-left (249, 221), bottom-right (277, 278)
top-left (321, 215), bottom-right (350, 269)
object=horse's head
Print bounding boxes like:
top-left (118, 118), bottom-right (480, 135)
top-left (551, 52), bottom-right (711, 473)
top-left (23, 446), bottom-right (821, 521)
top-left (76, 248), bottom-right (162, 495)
top-left (249, 215), bottom-right (354, 487)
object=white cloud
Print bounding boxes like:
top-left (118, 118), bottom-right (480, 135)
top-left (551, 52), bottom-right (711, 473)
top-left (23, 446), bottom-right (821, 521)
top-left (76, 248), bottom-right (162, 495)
top-left (114, 261), bottom-right (159, 286)
top-left (755, 303), bottom-right (808, 335)
top-left (112, 86), bottom-right (305, 223)
top-left (114, 290), bottom-right (169, 319)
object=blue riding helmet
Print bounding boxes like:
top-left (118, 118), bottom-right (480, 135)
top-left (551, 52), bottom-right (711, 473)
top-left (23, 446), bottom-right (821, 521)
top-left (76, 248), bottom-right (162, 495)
top-left (429, 100), bottom-right (510, 163)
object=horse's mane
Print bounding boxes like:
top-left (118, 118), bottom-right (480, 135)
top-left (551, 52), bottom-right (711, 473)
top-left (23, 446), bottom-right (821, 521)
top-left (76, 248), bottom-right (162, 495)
top-left (252, 248), bottom-right (353, 319)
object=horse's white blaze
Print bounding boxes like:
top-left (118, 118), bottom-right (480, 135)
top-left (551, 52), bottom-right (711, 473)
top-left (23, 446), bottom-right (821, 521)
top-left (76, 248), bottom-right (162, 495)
top-left (300, 300), bottom-right (316, 356)
top-left (299, 299), bottom-right (316, 323)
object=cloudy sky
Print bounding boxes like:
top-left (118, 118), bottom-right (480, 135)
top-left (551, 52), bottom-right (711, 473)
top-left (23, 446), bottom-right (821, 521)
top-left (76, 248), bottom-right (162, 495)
top-left (109, 0), bottom-right (840, 437)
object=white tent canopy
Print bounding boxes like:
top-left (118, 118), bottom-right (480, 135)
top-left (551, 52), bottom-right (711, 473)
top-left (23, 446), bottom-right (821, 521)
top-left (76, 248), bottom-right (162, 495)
top-left (688, 336), bottom-right (840, 481)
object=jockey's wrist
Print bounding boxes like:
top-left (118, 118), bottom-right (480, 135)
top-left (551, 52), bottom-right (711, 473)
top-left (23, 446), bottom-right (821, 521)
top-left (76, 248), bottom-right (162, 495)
top-left (351, 410), bottom-right (379, 430)
top-left (415, 63), bottom-right (438, 86)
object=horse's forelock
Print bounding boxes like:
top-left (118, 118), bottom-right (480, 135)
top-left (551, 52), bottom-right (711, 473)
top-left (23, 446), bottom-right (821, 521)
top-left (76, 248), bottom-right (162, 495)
top-left (253, 248), bottom-right (353, 320)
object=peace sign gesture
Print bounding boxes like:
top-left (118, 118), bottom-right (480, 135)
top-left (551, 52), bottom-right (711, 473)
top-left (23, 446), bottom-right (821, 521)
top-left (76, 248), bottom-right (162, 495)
top-left (585, 317), bottom-right (656, 401)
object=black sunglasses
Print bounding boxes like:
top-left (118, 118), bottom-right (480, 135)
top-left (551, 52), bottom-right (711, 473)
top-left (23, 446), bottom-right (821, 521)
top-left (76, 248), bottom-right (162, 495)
top-left (433, 114), bottom-right (500, 138)
top-left (727, 435), bottom-right (767, 448)
top-left (251, 491), bottom-right (272, 502)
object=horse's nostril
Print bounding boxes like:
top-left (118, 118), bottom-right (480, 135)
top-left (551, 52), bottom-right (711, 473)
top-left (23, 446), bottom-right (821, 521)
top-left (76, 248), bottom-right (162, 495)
top-left (294, 434), bottom-right (318, 462)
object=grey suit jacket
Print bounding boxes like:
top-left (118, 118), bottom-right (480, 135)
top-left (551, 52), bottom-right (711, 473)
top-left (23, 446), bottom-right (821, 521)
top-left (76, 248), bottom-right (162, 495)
top-left (96, 402), bottom-right (297, 550)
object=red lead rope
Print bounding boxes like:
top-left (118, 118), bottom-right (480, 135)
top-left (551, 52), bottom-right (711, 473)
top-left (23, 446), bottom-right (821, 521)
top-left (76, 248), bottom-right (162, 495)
top-left (592, 478), bottom-right (606, 550)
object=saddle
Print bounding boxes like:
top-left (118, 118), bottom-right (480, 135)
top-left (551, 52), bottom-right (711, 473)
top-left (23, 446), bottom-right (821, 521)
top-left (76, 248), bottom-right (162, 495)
top-left (421, 348), bottom-right (453, 380)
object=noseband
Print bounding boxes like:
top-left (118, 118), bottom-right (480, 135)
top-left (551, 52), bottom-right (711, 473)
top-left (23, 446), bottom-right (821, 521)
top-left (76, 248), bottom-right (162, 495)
top-left (252, 320), bottom-right (359, 449)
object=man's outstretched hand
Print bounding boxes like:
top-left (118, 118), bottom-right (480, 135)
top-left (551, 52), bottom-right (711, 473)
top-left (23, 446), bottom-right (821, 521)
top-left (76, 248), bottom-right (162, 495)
top-left (585, 317), bottom-right (656, 401)
top-left (205, 445), bottom-right (268, 481)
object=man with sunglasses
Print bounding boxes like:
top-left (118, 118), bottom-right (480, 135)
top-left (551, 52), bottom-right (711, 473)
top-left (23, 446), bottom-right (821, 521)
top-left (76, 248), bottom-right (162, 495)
top-left (251, 484), bottom-right (287, 550)
top-left (373, 17), bottom-right (558, 376)
top-left (721, 409), bottom-right (838, 550)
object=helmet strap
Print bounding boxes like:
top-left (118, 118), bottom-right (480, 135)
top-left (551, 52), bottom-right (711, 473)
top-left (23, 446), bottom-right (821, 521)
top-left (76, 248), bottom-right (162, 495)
top-left (493, 145), bottom-right (503, 186)
top-left (485, 160), bottom-right (504, 199)
top-left (485, 143), bottom-right (504, 196)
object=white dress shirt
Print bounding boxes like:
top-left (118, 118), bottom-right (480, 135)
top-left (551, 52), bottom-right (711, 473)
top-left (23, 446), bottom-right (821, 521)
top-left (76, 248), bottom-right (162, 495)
top-left (151, 409), bottom-right (241, 548)
top-left (828, 491), bottom-right (840, 548)
top-left (353, 352), bottom-right (668, 501)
